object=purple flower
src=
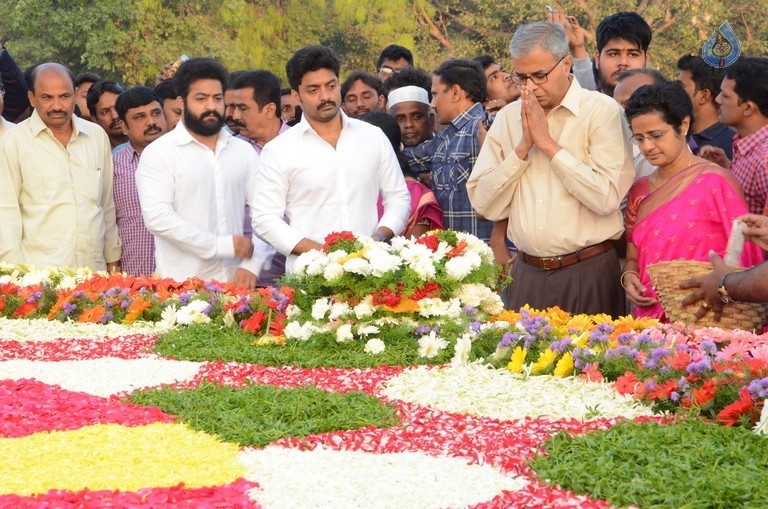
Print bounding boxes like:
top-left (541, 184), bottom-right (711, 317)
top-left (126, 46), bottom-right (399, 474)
top-left (670, 391), bottom-right (680, 402)
top-left (549, 338), bottom-right (572, 355)
top-left (415, 325), bottom-right (432, 336)
top-left (498, 332), bottom-right (520, 349)
top-left (99, 310), bottom-right (115, 324)
top-left (469, 321), bottom-right (481, 332)
top-left (617, 333), bottom-right (635, 346)
top-left (178, 292), bottom-right (191, 305)
top-left (73, 291), bottom-right (84, 299)
top-left (605, 346), bottom-right (640, 361)
top-left (63, 302), bottom-right (77, 315)
top-left (461, 306), bottom-right (478, 316)
top-left (686, 358), bottom-right (712, 376)
top-left (747, 377), bottom-right (768, 400)
top-left (699, 340), bottom-right (717, 357)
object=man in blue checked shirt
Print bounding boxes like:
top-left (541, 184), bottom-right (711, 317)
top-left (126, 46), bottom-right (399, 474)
top-left (403, 59), bottom-right (494, 243)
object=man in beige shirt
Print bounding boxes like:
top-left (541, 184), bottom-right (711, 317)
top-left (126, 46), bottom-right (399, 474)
top-left (467, 22), bottom-right (635, 316)
top-left (0, 83), bottom-right (13, 139)
top-left (0, 63), bottom-right (121, 271)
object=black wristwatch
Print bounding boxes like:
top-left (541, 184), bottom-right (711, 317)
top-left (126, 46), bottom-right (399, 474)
top-left (717, 273), bottom-right (732, 304)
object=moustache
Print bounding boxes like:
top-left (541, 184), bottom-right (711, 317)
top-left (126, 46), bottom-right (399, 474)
top-left (110, 119), bottom-right (122, 129)
top-left (47, 110), bottom-right (68, 116)
top-left (143, 125), bottom-right (162, 136)
top-left (318, 100), bottom-right (336, 110)
top-left (202, 111), bottom-right (223, 121)
top-left (233, 120), bottom-right (247, 128)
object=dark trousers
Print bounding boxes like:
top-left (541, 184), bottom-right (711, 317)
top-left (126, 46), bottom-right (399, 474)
top-left (505, 248), bottom-right (626, 318)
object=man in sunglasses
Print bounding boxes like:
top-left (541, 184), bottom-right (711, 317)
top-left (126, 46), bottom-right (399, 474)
top-left (376, 45), bottom-right (413, 82)
top-left (468, 21), bottom-right (635, 317)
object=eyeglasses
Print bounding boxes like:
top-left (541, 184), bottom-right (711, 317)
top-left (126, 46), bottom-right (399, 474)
top-left (510, 56), bottom-right (565, 85)
top-left (631, 129), bottom-right (670, 145)
top-left (378, 66), bottom-right (404, 77)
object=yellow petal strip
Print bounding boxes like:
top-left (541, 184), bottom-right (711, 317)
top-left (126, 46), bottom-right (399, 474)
top-left (0, 423), bottom-right (244, 496)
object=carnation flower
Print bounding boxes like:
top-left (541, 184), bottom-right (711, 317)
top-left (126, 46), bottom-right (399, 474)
top-left (418, 330), bottom-right (448, 358)
top-left (284, 321), bottom-right (315, 341)
top-left (364, 338), bottom-right (386, 354)
top-left (328, 302), bottom-right (351, 320)
top-left (342, 257), bottom-right (371, 275)
top-left (292, 249), bottom-right (325, 276)
top-left (311, 298), bottom-right (331, 320)
top-left (336, 323), bottom-right (354, 343)
top-left (323, 262), bottom-right (344, 281)
top-left (445, 251), bottom-right (481, 280)
top-left (418, 298), bottom-right (449, 317)
top-left (353, 296), bottom-right (376, 319)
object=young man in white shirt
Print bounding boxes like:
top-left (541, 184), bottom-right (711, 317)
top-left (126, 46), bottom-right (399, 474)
top-left (251, 45), bottom-right (410, 270)
top-left (136, 58), bottom-right (271, 288)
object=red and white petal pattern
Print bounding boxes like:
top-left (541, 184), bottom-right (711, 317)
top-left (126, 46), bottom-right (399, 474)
top-left (0, 327), bottom-right (662, 507)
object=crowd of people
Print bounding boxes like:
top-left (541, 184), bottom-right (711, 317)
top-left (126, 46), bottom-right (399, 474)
top-left (0, 9), bottom-right (767, 324)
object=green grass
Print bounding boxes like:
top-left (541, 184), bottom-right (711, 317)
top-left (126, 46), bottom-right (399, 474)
top-left (129, 382), bottom-right (399, 447)
top-left (154, 323), bottom-right (458, 368)
top-left (530, 418), bottom-right (768, 508)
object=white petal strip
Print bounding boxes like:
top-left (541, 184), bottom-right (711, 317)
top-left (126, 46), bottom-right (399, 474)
top-left (239, 445), bottom-right (525, 509)
top-left (0, 317), bottom-right (170, 342)
top-left (382, 363), bottom-right (653, 421)
top-left (0, 358), bottom-right (203, 397)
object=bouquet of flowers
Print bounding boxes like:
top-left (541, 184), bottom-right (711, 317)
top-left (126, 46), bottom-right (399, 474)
top-left (280, 230), bottom-right (505, 357)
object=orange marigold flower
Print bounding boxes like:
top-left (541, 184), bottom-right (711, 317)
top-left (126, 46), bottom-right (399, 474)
top-left (648, 379), bottom-right (678, 401)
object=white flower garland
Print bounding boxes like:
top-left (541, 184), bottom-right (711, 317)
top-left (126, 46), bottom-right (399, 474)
top-left (382, 363), bottom-right (654, 422)
top-left (0, 317), bottom-right (172, 342)
top-left (0, 358), bottom-right (203, 397)
top-left (239, 445), bottom-right (525, 509)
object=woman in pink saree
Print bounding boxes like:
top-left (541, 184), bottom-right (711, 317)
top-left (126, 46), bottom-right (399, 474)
top-left (622, 82), bottom-right (763, 319)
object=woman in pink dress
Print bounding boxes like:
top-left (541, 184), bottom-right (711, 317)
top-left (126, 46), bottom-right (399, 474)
top-left (622, 81), bottom-right (763, 319)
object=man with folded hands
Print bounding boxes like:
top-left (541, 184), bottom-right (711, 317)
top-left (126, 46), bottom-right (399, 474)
top-left (468, 22), bottom-right (635, 316)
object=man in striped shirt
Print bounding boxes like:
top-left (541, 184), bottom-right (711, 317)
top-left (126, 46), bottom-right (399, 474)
top-left (113, 87), bottom-right (168, 276)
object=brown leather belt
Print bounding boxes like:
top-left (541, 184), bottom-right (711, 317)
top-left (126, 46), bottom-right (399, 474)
top-left (520, 240), bottom-right (615, 271)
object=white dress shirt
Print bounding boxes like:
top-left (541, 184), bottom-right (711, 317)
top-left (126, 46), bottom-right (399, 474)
top-left (136, 122), bottom-right (272, 282)
top-left (251, 112), bottom-right (411, 270)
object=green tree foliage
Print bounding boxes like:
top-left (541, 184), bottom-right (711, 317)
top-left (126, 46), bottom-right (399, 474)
top-left (1, 0), bottom-right (766, 86)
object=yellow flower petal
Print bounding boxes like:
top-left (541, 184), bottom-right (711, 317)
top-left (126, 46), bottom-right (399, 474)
top-left (530, 348), bottom-right (558, 374)
top-left (0, 423), bottom-right (245, 496)
top-left (553, 352), bottom-right (575, 377)
top-left (507, 346), bottom-right (527, 373)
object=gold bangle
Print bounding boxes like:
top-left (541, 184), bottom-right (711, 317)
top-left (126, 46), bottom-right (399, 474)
top-left (620, 270), bottom-right (639, 290)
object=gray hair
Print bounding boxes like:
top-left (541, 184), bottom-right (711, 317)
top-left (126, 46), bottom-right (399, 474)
top-left (509, 22), bottom-right (569, 60)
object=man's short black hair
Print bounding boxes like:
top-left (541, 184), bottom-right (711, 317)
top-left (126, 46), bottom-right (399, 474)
top-left (617, 68), bottom-right (667, 85)
top-left (596, 12), bottom-right (652, 54)
top-left (174, 57), bottom-right (229, 100)
top-left (724, 57), bottom-right (768, 117)
top-left (433, 58), bottom-right (485, 104)
top-left (115, 86), bottom-right (161, 121)
top-left (74, 72), bottom-right (102, 89)
top-left (382, 66), bottom-right (433, 101)
top-left (27, 63), bottom-right (75, 94)
top-left (472, 55), bottom-right (496, 70)
top-left (624, 81), bottom-right (692, 135)
top-left (154, 78), bottom-right (179, 101)
top-left (377, 45), bottom-right (414, 70)
top-left (280, 87), bottom-right (292, 96)
top-left (677, 54), bottom-right (726, 106)
top-left (227, 70), bottom-right (247, 90)
top-left (233, 70), bottom-right (282, 110)
top-left (86, 80), bottom-right (125, 117)
top-left (341, 71), bottom-right (383, 100)
top-left (285, 45), bottom-right (341, 91)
